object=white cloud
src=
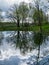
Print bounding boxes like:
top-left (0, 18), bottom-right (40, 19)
top-left (0, 0), bottom-right (31, 7)
top-left (5, 0), bottom-right (32, 4)
top-left (0, 0), bottom-right (32, 11)
top-left (2, 12), bottom-right (5, 16)
top-left (0, 0), bottom-right (48, 12)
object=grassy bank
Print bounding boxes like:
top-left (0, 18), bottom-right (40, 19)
top-left (0, 22), bottom-right (49, 34)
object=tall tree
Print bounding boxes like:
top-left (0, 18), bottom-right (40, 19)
top-left (7, 4), bottom-right (20, 27)
top-left (32, 0), bottom-right (44, 65)
top-left (19, 2), bottom-right (29, 27)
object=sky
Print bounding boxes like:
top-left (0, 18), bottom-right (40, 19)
top-left (0, 0), bottom-right (49, 18)
top-left (0, 0), bottom-right (32, 11)
top-left (0, 0), bottom-right (32, 19)
top-left (0, 0), bottom-right (49, 12)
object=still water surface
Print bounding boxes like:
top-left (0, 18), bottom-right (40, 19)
top-left (0, 31), bottom-right (49, 65)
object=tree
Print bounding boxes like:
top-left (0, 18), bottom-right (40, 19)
top-left (7, 4), bottom-right (20, 27)
top-left (33, 8), bottom-right (44, 25)
top-left (19, 2), bottom-right (29, 27)
top-left (7, 2), bottom-right (29, 27)
top-left (32, 0), bottom-right (44, 65)
top-left (44, 13), bottom-right (48, 24)
top-left (0, 9), bottom-right (4, 28)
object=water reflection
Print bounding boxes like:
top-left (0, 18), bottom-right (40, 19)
top-left (0, 31), bottom-right (49, 65)
top-left (6, 31), bottom-right (35, 54)
top-left (0, 32), bottom-right (4, 44)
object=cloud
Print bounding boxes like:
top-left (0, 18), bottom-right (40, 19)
top-left (0, 0), bottom-right (48, 14)
top-left (0, 0), bottom-right (31, 11)
top-left (0, 0), bottom-right (10, 11)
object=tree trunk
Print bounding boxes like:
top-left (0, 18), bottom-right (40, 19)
top-left (17, 31), bottom-right (20, 44)
top-left (36, 44), bottom-right (40, 65)
top-left (22, 19), bottom-right (23, 27)
top-left (37, 1), bottom-right (42, 32)
top-left (17, 16), bottom-right (20, 27)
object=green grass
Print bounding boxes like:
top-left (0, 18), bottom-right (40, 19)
top-left (0, 22), bottom-right (49, 34)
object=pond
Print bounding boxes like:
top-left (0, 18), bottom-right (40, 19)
top-left (0, 31), bottom-right (49, 65)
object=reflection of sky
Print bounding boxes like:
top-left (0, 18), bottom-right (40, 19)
top-left (0, 31), bottom-right (49, 65)
top-left (0, 31), bottom-right (38, 60)
top-left (0, 31), bottom-right (37, 65)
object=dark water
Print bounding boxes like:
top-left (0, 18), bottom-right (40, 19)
top-left (0, 31), bottom-right (49, 65)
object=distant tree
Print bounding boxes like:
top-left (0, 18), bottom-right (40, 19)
top-left (29, 3), bottom-right (35, 24)
top-left (44, 13), bottom-right (48, 24)
top-left (32, 0), bottom-right (44, 65)
top-left (33, 8), bottom-right (44, 25)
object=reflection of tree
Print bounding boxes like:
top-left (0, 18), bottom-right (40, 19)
top-left (0, 32), bottom-right (4, 45)
top-left (6, 31), bottom-right (35, 54)
top-left (16, 31), bottom-right (34, 54)
top-left (32, 0), bottom-right (43, 64)
top-left (5, 31), bottom-right (47, 65)
top-left (16, 31), bottom-right (46, 65)
top-left (33, 32), bottom-right (43, 65)
top-left (19, 31), bottom-right (28, 54)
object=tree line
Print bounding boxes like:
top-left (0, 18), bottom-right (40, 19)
top-left (0, 0), bottom-right (49, 28)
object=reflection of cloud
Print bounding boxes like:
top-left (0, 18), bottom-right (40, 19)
top-left (0, 31), bottom-right (49, 65)
top-left (0, 56), bottom-right (21, 65)
top-left (20, 62), bottom-right (27, 65)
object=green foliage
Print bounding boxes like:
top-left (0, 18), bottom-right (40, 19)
top-left (12, 4), bottom-right (21, 20)
top-left (19, 2), bottom-right (29, 20)
top-left (33, 8), bottom-right (44, 23)
top-left (34, 32), bottom-right (43, 46)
